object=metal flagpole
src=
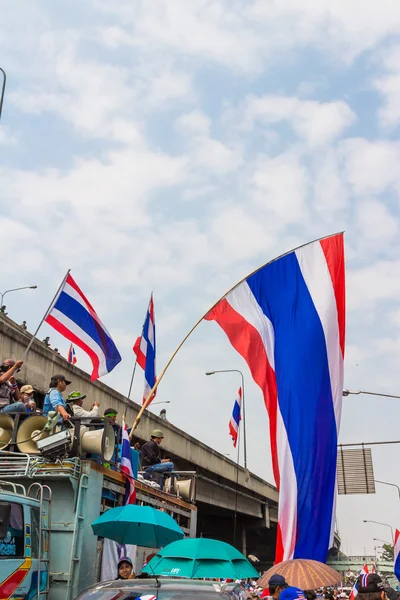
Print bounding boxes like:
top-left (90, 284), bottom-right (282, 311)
top-left (129, 232), bottom-right (343, 437)
top-left (22, 270), bottom-right (70, 360)
top-left (233, 415), bottom-right (241, 549)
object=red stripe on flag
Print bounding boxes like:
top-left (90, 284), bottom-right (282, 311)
top-left (45, 315), bottom-right (101, 380)
top-left (205, 298), bottom-right (280, 487)
top-left (320, 234), bottom-right (346, 358)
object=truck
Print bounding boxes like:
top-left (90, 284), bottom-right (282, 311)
top-left (0, 413), bottom-right (197, 600)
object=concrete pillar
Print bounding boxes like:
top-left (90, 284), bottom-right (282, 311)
top-left (241, 525), bottom-right (247, 557)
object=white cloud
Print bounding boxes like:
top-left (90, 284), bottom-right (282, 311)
top-left (244, 95), bottom-right (355, 146)
top-left (340, 138), bottom-right (400, 195)
top-left (356, 199), bottom-right (398, 241)
top-left (375, 44), bottom-right (400, 128)
top-left (252, 153), bottom-right (309, 221)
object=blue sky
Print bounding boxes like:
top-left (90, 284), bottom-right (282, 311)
top-left (2, 0), bottom-right (400, 555)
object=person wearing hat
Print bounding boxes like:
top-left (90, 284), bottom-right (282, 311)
top-left (103, 408), bottom-right (118, 424)
top-left (279, 588), bottom-right (306, 600)
top-left (20, 384), bottom-right (41, 414)
top-left (115, 557), bottom-right (136, 580)
top-left (43, 374), bottom-right (72, 421)
top-left (68, 391), bottom-right (99, 426)
top-left (357, 573), bottom-right (386, 600)
top-left (141, 429), bottom-right (174, 474)
top-left (0, 359), bottom-right (27, 414)
top-left (268, 575), bottom-right (289, 600)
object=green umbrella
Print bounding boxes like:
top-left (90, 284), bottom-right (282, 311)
top-left (91, 505), bottom-right (184, 548)
top-left (142, 538), bottom-right (259, 579)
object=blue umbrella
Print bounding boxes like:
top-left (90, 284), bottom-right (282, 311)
top-left (142, 538), bottom-right (259, 579)
top-left (91, 505), bottom-right (184, 548)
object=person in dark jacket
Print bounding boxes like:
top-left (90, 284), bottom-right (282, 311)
top-left (141, 429), bottom-right (174, 474)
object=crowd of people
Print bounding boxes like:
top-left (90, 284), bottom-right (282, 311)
top-left (0, 357), bottom-right (175, 481)
top-left (229, 572), bottom-right (400, 600)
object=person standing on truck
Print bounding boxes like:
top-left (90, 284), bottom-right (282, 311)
top-left (43, 374), bottom-right (71, 421)
top-left (0, 359), bottom-right (27, 414)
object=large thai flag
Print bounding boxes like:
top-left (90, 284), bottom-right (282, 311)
top-left (229, 387), bottom-right (242, 448)
top-left (133, 294), bottom-right (157, 405)
top-left (121, 421), bottom-right (136, 504)
top-left (395, 529), bottom-right (400, 581)
top-left (45, 273), bottom-right (121, 380)
top-left (349, 564), bottom-right (369, 600)
top-left (205, 233), bottom-right (345, 562)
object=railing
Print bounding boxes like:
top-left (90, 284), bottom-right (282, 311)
top-left (0, 451), bottom-right (30, 477)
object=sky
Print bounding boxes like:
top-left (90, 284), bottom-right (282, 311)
top-left (2, 0), bottom-right (400, 557)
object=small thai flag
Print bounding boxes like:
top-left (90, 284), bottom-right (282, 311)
top-left (229, 387), bottom-right (242, 448)
top-left (395, 529), bottom-right (400, 581)
top-left (121, 421), bottom-right (136, 504)
top-left (349, 564), bottom-right (369, 600)
top-left (67, 343), bottom-right (77, 365)
top-left (133, 294), bottom-right (156, 406)
top-left (45, 273), bottom-right (121, 380)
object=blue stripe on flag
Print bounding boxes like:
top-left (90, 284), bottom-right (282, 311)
top-left (247, 252), bottom-right (337, 561)
top-left (232, 400), bottom-right (241, 425)
top-left (54, 291), bottom-right (121, 373)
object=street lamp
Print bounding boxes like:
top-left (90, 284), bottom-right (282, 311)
top-left (151, 401), bottom-right (171, 406)
top-left (343, 389), bottom-right (400, 400)
top-left (0, 68), bottom-right (6, 120)
top-left (0, 285), bottom-right (38, 307)
top-left (374, 480), bottom-right (400, 502)
top-left (363, 520), bottom-right (394, 543)
top-left (205, 369), bottom-right (247, 469)
top-left (373, 538), bottom-right (390, 545)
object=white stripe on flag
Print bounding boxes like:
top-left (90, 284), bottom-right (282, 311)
top-left (51, 308), bottom-right (107, 376)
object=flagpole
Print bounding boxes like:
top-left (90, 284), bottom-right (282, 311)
top-left (129, 232), bottom-right (343, 437)
top-left (22, 269), bottom-right (71, 360)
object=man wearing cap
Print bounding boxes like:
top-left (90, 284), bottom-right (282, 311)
top-left (20, 384), bottom-right (42, 414)
top-left (141, 429), bottom-right (174, 474)
top-left (0, 359), bottom-right (27, 414)
top-left (268, 575), bottom-right (289, 600)
top-left (68, 391), bottom-right (100, 425)
top-left (43, 374), bottom-right (71, 421)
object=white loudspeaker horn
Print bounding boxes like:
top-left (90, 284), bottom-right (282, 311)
top-left (17, 416), bottom-right (50, 454)
top-left (176, 479), bottom-right (191, 501)
top-left (0, 414), bottom-right (14, 449)
top-left (80, 424), bottom-right (115, 462)
top-left (164, 477), bottom-right (192, 501)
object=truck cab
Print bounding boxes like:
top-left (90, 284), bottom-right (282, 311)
top-left (0, 482), bottom-right (51, 600)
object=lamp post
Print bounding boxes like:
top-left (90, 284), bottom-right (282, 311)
top-left (0, 68), bottom-right (6, 120)
top-left (150, 401), bottom-right (171, 406)
top-left (373, 538), bottom-right (390, 545)
top-left (363, 520), bottom-right (394, 543)
top-left (205, 369), bottom-right (247, 469)
top-left (374, 480), bottom-right (400, 503)
top-left (0, 285), bottom-right (38, 308)
top-left (343, 389), bottom-right (400, 400)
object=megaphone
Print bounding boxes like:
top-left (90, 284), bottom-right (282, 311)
top-left (164, 477), bottom-right (192, 501)
top-left (17, 416), bottom-right (51, 454)
top-left (80, 424), bottom-right (115, 462)
top-left (0, 414), bottom-right (14, 449)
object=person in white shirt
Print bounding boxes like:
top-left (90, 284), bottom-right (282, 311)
top-left (67, 391), bottom-right (99, 426)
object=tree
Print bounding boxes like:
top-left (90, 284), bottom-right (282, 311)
top-left (381, 543), bottom-right (394, 562)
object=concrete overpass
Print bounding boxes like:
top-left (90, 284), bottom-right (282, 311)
top-left (0, 314), bottom-right (279, 567)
